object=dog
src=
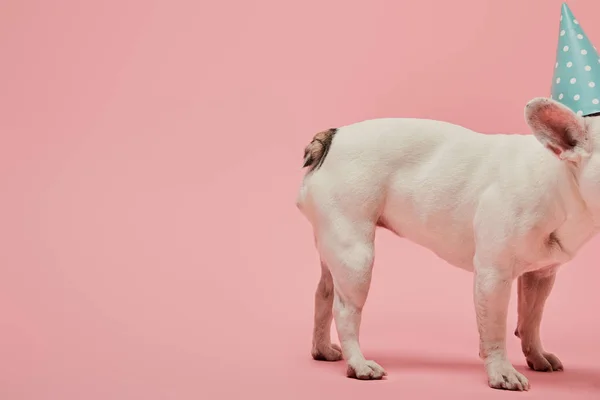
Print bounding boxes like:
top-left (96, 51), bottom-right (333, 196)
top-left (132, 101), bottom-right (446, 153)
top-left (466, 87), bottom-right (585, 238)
top-left (295, 97), bottom-right (600, 391)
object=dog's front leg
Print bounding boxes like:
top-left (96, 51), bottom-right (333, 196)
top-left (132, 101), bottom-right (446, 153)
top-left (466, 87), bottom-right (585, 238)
top-left (515, 269), bottom-right (563, 372)
top-left (474, 260), bottom-right (530, 391)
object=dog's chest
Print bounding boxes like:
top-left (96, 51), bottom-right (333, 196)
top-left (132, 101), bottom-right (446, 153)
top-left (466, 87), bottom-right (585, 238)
top-left (521, 209), bottom-right (596, 273)
top-left (553, 214), bottom-right (596, 259)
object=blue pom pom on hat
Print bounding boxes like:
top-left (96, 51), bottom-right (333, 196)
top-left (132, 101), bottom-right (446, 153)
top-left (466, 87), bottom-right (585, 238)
top-left (551, 3), bottom-right (600, 116)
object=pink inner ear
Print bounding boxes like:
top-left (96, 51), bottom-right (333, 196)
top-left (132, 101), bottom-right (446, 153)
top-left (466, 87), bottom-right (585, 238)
top-left (536, 104), bottom-right (575, 133)
top-left (535, 102), bottom-right (583, 151)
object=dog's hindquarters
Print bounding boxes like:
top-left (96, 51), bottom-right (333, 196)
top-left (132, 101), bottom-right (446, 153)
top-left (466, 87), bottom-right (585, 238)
top-left (298, 124), bottom-right (390, 379)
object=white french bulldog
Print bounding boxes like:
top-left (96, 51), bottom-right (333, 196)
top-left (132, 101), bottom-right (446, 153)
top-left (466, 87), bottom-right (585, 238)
top-left (296, 97), bottom-right (600, 391)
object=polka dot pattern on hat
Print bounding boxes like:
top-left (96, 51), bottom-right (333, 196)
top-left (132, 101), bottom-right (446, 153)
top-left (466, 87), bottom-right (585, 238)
top-left (551, 3), bottom-right (600, 116)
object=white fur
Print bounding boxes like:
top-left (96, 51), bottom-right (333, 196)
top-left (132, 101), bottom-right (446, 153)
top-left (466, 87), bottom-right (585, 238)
top-left (296, 98), bottom-right (600, 390)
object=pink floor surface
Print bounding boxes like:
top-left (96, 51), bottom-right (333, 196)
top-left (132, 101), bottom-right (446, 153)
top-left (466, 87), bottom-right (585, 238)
top-left (2, 0), bottom-right (600, 399)
top-left (4, 224), bottom-right (600, 399)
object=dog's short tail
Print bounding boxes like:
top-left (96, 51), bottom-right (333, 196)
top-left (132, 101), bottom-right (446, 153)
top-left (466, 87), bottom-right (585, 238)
top-left (302, 128), bottom-right (337, 171)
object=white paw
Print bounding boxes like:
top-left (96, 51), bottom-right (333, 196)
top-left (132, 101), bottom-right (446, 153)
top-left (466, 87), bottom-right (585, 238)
top-left (347, 360), bottom-right (387, 380)
top-left (487, 361), bottom-right (530, 391)
top-left (311, 343), bottom-right (343, 361)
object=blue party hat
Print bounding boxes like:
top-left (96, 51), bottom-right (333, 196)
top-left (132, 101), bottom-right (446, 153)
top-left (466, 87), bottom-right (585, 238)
top-left (551, 3), bottom-right (600, 116)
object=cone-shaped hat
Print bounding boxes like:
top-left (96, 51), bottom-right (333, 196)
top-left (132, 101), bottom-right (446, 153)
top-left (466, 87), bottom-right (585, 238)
top-left (551, 3), bottom-right (600, 116)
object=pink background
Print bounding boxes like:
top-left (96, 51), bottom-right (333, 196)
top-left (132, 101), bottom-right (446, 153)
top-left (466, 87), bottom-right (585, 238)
top-left (1, 0), bottom-right (600, 399)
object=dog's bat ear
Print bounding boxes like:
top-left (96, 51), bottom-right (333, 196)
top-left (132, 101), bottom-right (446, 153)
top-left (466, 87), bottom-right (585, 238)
top-left (525, 97), bottom-right (591, 162)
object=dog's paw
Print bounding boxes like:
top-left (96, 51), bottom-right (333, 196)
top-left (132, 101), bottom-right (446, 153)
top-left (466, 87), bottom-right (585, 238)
top-left (487, 361), bottom-right (530, 391)
top-left (347, 360), bottom-right (387, 380)
top-left (311, 343), bottom-right (343, 361)
top-left (526, 352), bottom-right (563, 372)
